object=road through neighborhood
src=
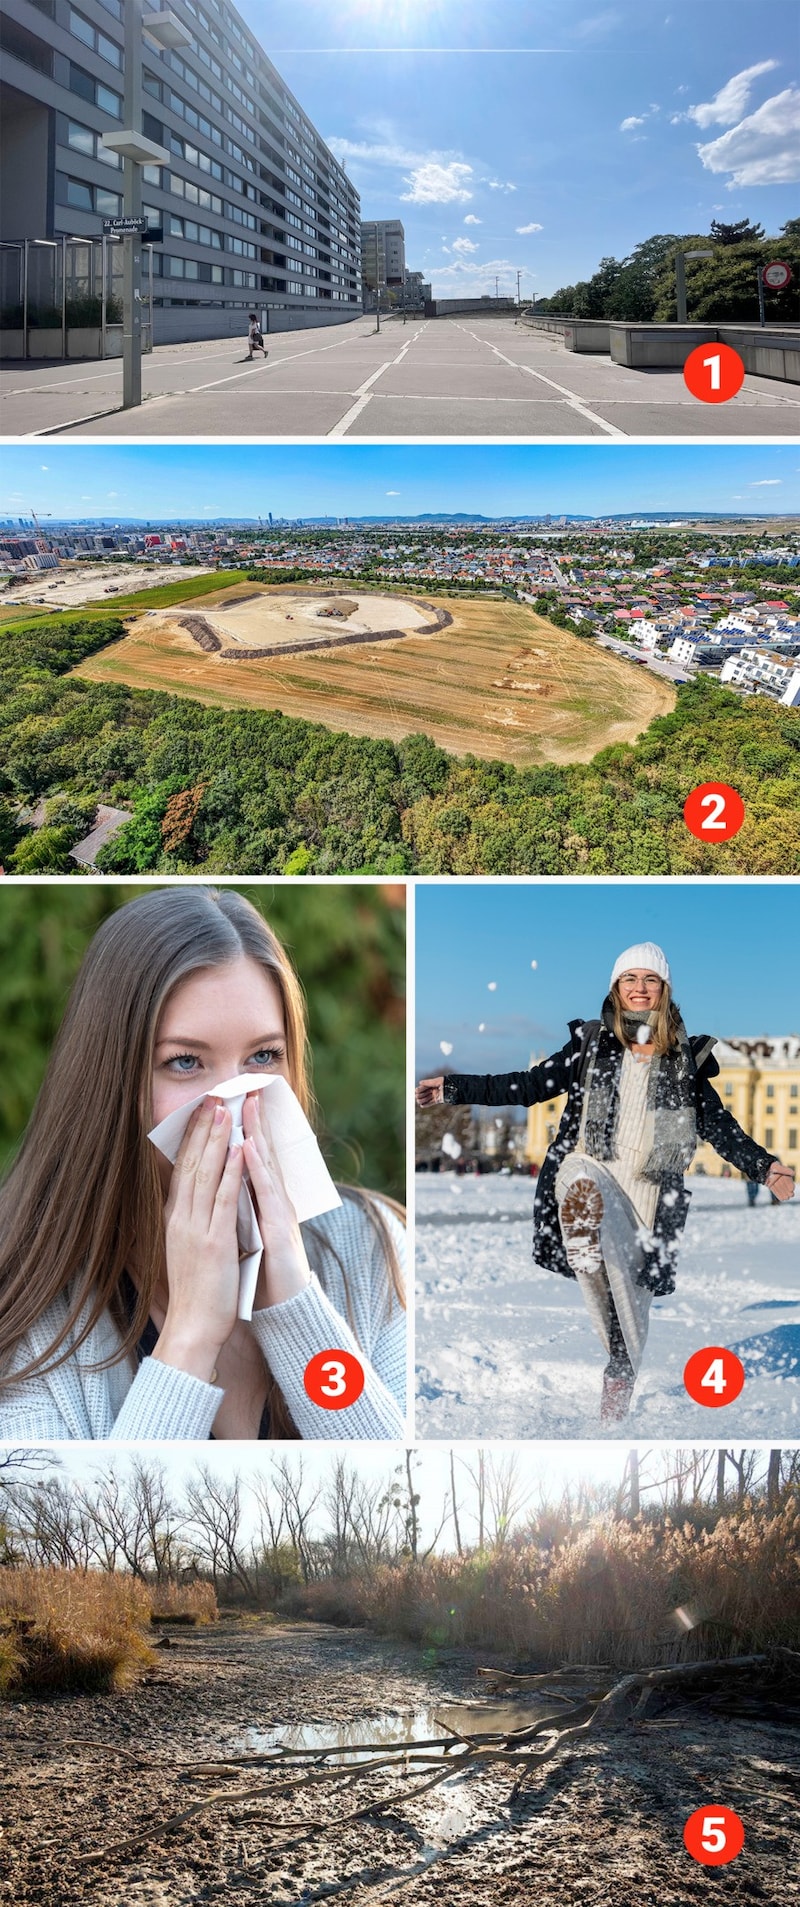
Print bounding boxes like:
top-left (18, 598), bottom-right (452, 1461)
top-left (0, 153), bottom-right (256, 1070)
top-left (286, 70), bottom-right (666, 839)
top-left (4, 315), bottom-right (800, 439)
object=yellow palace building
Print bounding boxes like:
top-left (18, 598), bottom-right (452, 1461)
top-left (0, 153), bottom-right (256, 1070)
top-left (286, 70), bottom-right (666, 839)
top-left (524, 1038), bottom-right (800, 1178)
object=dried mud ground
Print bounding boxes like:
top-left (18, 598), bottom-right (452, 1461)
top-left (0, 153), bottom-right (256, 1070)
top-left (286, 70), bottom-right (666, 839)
top-left (2, 1617), bottom-right (798, 1907)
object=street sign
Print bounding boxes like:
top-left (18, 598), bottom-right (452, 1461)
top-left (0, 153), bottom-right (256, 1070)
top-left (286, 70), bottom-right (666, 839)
top-left (762, 260), bottom-right (792, 290)
top-left (102, 216), bottom-right (148, 235)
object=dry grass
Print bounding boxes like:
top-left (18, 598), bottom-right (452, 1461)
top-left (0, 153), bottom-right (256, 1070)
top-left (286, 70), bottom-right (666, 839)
top-left (149, 1580), bottom-right (218, 1625)
top-left (0, 1567), bottom-right (154, 1695)
top-left (73, 586), bottom-right (674, 768)
top-left (283, 1502), bottom-right (800, 1668)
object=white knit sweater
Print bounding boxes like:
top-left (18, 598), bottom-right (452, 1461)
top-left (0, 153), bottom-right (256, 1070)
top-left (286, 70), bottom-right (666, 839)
top-left (0, 1200), bottom-right (406, 1442)
top-left (605, 1052), bottom-right (660, 1230)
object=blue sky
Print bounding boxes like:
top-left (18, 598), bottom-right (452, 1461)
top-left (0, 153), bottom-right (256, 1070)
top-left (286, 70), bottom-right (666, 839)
top-left (416, 882), bottom-right (800, 1075)
top-left (236, 1), bottom-right (800, 298)
top-left (4, 444), bottom-right (800, 519)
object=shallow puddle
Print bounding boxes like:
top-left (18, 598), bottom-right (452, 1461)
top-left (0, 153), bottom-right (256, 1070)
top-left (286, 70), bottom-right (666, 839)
top-left (239, 1695), bottom-right (555, 1760)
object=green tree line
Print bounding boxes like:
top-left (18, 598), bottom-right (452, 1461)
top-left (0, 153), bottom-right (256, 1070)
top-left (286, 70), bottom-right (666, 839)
top-left (536, 218), bottom-right (800, 325)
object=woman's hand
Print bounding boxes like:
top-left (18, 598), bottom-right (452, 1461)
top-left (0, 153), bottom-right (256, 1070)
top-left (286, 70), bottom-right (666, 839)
top-left (766, 1161), bottom-right (795, 1202)
top-left (416, 1076), bottom-right (445, 1107)
top-left (153, 1099), bottom-right (245, 1381)
top-left (242, 1093), bottom-right (312, 1307)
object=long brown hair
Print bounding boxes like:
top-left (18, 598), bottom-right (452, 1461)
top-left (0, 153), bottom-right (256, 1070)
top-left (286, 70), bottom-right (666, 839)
top-left (609, 979), bottom-right (681, 1057)
top-left (0, 887), bottom-right (404, 1436)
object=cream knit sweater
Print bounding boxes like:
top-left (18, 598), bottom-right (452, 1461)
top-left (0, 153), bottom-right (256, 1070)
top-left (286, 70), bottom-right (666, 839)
top-left (0, 1200), bottom-right (406, 1442)
top-left (605, 1051), bottom-right (661, 1230)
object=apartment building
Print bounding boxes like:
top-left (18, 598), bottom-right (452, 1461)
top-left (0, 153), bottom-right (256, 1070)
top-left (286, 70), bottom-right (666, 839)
top-left (0, 0), bottom-right (362, 340)
top-left (360, 218), bottom-right (405, 301)
top-left (720, 647), bottom-right (800, 707)
top-left (524, 1036), bottom-right (800, 1176)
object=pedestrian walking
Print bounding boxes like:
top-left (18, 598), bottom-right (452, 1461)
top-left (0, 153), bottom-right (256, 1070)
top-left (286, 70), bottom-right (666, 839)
top-left (247, 313), bottom-right (267, 359)
top-left (416, 943), bottom-right (794, 1426)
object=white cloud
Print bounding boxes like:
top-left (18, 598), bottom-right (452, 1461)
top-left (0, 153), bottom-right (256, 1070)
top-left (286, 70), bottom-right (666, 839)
top-left (452, 236), bottom-right (479, 254)
top-left (431, 255), bottom-right (527, 298)
top-left (488, 179), bottom-right (517, 192)
top-left (620, 115), bottom-right (646, 131)
top-left (687, 60), bottom-right (779, 129)
top-left (401, 161), bottom-right (473, 204)
top-left (464, 215), bottom-right (482, 226)
top-left (750, 479), bottom-right (782, 486)
top-left (385, 490), bottom-right (400, 496)
top-left (697, 87), bottom-right (800, 187)
top-left (516, 222), bottom-right (543, 235)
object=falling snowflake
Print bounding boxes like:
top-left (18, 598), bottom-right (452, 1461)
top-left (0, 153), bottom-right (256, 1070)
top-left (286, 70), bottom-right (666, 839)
top-left (440, 1041), bottom-right (453, 1056)
top-left (441, 1132), bottom-right (462, 1159)
top-left (478, 1023), bottom-right (486, 1033)
top-left (488, 982), bottom-right (497, 992)
top-left (531, 960), bottom-right (538, 970)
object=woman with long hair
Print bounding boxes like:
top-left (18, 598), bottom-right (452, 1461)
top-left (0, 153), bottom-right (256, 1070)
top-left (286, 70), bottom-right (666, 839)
top-left (416, 944), bottom-right (794, 1424)
top-left (0, 887), bottom-right (405, 1441)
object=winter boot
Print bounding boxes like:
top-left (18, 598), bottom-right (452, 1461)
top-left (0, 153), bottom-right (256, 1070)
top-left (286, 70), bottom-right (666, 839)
top-left (600, 1370), bottom-right (635, 1424)
top-left (560, 1177), bottom-right (604, 1275)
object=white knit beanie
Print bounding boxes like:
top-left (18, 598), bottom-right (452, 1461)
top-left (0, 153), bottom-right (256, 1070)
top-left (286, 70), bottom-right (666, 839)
top-left (610, 943), bottom-right (671, 988)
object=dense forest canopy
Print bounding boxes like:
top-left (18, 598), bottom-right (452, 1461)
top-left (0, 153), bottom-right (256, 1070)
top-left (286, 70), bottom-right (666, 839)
top-left (0, 609), bottom-right (799, 877)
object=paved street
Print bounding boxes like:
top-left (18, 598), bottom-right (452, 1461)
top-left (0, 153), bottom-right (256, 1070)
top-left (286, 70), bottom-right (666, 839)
top-left (3, 315), bottom-right (800, 438)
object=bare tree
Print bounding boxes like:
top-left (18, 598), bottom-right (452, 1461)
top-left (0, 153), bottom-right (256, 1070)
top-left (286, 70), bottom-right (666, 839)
top-left (266, 1456), bottom-right (321, 1585)
top-left (449, 1449), bottom-right (463, 1557)
top-left (486, 1451), bottom-right (529, 1549)
top-left (183, 1466), bottom-right (254, 1598)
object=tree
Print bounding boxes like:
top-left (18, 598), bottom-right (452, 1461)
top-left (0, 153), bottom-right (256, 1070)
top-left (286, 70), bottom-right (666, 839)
top-left (710, 217), bottom-right (765, 243)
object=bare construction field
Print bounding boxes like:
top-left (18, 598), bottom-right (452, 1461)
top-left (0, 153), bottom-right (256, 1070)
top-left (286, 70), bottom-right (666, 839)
top-left (74, 583), bottom-right (676, 765)
top-left (4, 561), bottom-right (212, 611)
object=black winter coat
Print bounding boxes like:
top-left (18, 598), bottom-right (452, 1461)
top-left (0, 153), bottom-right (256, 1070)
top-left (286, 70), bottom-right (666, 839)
top-left (443, 1018), bottom-right (777, 1295)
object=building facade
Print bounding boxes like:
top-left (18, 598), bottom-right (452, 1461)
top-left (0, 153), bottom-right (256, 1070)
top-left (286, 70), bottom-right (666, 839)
top-left (360, 218), bottom-right (405, 302)
top-left (1, 0), bottom-right (362, 341)
top-left (524, 1037), bottom-right (800, 1177)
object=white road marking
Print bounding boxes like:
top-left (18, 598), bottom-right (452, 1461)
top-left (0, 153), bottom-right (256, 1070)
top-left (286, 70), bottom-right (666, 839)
top-left (458, 325), bottom-right (628, 437)
top-left (329, 327), bottom-right (424, 436)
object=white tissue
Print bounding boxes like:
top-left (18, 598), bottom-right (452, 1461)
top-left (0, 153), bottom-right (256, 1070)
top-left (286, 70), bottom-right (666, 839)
top-left (148, 1073), bottom-right (341, 1320)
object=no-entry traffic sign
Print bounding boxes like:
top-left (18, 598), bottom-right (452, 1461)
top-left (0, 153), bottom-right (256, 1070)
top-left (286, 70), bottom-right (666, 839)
top-left (762, 260), bottom-right (792, 290)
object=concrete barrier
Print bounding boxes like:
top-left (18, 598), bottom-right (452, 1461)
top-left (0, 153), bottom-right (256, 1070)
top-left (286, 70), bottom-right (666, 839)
top-left (520, 314), bottom-right (611, 352)
top-left (609, 322), bottom-right (800, 382)
top-left (151, 306), bottom-right (362, 346)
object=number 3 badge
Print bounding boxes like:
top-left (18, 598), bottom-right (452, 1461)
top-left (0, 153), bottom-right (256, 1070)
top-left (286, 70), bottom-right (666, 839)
top-left (304, 1350), bottom-right (365, 1409)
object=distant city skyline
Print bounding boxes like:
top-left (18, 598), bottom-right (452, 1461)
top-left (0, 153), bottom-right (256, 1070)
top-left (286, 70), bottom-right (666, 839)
top-left (3, 445), bottom-right (800, 521)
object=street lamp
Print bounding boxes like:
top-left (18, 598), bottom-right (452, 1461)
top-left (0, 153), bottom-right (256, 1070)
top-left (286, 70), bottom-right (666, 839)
top-left (674, 248), bottom-right (714, 324)
top-left (100, 6), bottom-right (187, 408)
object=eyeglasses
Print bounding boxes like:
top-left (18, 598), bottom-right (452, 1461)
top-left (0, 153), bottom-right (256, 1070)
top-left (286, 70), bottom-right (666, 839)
top-left (617, 974), bottom-right (663, 989)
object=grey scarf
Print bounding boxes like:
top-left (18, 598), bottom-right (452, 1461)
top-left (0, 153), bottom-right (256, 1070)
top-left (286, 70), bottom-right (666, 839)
top-left (581, 1001), bottom-right (697, 1182)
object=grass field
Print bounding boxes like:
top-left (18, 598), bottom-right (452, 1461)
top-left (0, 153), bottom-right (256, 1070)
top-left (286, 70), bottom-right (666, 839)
top-left (73, 583), bottom-right (675, 766)
top-left (0, 568), bottom-right (247, 627)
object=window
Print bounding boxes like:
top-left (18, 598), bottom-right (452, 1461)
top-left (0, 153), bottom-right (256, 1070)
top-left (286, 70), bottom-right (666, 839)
top-left (66, 119), bottom-right (93, 155)
top-left (69, 9), bottom-right (122, 67)
top-left (791, 1085), bottom-right (799, 1100)
top-left (765, 1127), bottom-right (774, 1148)
top-left (96, 82), bottom-right (122, 116)
top-left (66, 177), bottom-right (93, 210)
top-left (766, 1085), bottom-right (775, 1098)
top-left (789, 1129), bottom-right (798, 1150)
top-left (96, 185), bottom-right (122, 215)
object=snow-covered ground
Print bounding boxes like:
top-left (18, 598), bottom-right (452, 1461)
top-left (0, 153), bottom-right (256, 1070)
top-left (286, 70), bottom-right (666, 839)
top-left (414, 1173), bottom-right (800, 1441)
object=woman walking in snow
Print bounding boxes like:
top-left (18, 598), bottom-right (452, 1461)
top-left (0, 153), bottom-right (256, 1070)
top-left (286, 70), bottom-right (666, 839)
top-left (416, 944), bottom-right (794, 1425)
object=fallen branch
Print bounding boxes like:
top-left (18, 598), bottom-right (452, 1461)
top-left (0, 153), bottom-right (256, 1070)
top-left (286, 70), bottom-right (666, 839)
top-left (73, 1651), bottom-right (800, 1875)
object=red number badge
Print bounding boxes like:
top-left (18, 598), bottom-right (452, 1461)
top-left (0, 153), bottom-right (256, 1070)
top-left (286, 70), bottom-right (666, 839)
top-left (683, 782), bottom-right (745, 842)
top-left (304, 1350), bottom-right (365, 1410)
top-left (684, 1806), bottom-right (745, 1866)
top-left (684, 1346), bottom-right (745, 1409)
top-left (683, 343), bottom-right (745, 404)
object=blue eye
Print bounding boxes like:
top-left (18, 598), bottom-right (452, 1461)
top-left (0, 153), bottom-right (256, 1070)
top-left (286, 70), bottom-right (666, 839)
top-left (165, 1053), bottom-right (201, 1074)
top-left (250, 1046), bottom-right (284, 1068)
